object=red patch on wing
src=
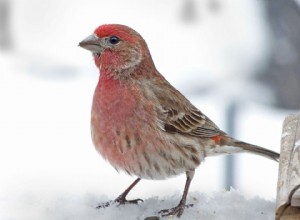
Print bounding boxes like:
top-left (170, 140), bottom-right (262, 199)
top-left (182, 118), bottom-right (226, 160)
top-left (211, 135), bottom-right (222, 145)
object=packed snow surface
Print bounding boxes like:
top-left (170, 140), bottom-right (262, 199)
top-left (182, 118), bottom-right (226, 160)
top-left (1, 190), bottom-right (275, 220)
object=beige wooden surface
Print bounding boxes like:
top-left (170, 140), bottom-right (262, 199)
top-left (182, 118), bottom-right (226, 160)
top-left (276, 114), bottom-right (300, 220)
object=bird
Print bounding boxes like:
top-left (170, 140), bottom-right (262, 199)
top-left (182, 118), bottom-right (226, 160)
top-left (79, 24), bottom-right (280, 217)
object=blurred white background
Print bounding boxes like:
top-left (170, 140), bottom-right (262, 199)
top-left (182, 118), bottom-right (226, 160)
top-left (1, 0), bottom-right (299, 218)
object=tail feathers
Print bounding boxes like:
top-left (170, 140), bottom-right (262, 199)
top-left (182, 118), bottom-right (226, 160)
top-left (222, 136), bottom-right (280, 162)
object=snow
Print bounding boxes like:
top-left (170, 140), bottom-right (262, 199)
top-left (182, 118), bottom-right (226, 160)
top-left (1, 190), bottom-right (275, 220)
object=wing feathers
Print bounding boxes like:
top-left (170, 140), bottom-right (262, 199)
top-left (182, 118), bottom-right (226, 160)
top-left (147, 74), bottom-right (225, 138)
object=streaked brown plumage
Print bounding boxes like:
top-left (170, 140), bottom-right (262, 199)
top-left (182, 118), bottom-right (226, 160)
top-left (79, 24), bottom-right (279, 217)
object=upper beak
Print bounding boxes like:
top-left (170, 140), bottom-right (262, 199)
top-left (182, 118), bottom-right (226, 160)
top-left (79, 34), bottom-right (102, 53)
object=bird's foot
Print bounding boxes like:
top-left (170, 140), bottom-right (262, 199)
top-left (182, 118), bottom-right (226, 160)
top-left (96, 196), bottom-right (143, 209)
top-left (158, 203), bottom-right (193, 217)
top-left (115, 194), bottom-right (143, 205)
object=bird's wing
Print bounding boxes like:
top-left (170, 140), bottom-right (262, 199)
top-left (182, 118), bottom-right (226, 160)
top-left (159, 106), bottom-right (224, 137)
top-left (150, 77), bottom-right (225, 138)
top-left (160, 107), bottom-right (224, 137)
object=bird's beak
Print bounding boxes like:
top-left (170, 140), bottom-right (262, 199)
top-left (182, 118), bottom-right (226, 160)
top-left (79, 34), bottom-right (103, 53)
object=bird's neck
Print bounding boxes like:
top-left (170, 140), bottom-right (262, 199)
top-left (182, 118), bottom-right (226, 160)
top-left (97, 52), bottom-right (157, 81)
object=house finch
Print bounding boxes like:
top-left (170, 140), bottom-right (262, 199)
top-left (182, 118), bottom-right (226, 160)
top-left (79, 24), bottom-right (279, 217)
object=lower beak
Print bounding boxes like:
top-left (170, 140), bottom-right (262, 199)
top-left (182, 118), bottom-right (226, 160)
top-left (79, 34), bottom-right (102, 53)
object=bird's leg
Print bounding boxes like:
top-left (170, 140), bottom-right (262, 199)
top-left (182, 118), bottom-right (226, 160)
top-left (114, 178), bottom-right (143, 204)
top-left (159, 170), bottom-right (194, 217)
top-left (96, 178), bottom-right (142, 208)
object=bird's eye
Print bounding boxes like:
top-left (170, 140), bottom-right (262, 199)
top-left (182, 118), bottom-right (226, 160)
top-left (109, 36), bottom-right (120, 44)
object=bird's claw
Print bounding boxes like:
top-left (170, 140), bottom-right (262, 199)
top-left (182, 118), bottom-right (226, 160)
top-left (96, 197), bottom-right (143, 209)
top-left (115, 196), bottom-right (143, 205)
top-left (158, 203), bottom-right (193, 217)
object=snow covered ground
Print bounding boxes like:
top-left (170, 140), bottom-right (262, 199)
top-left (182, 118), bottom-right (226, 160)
top-left (1, 189), bottom-right (275, 220)
top-left (0, 0), bottom-right (292, 219)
